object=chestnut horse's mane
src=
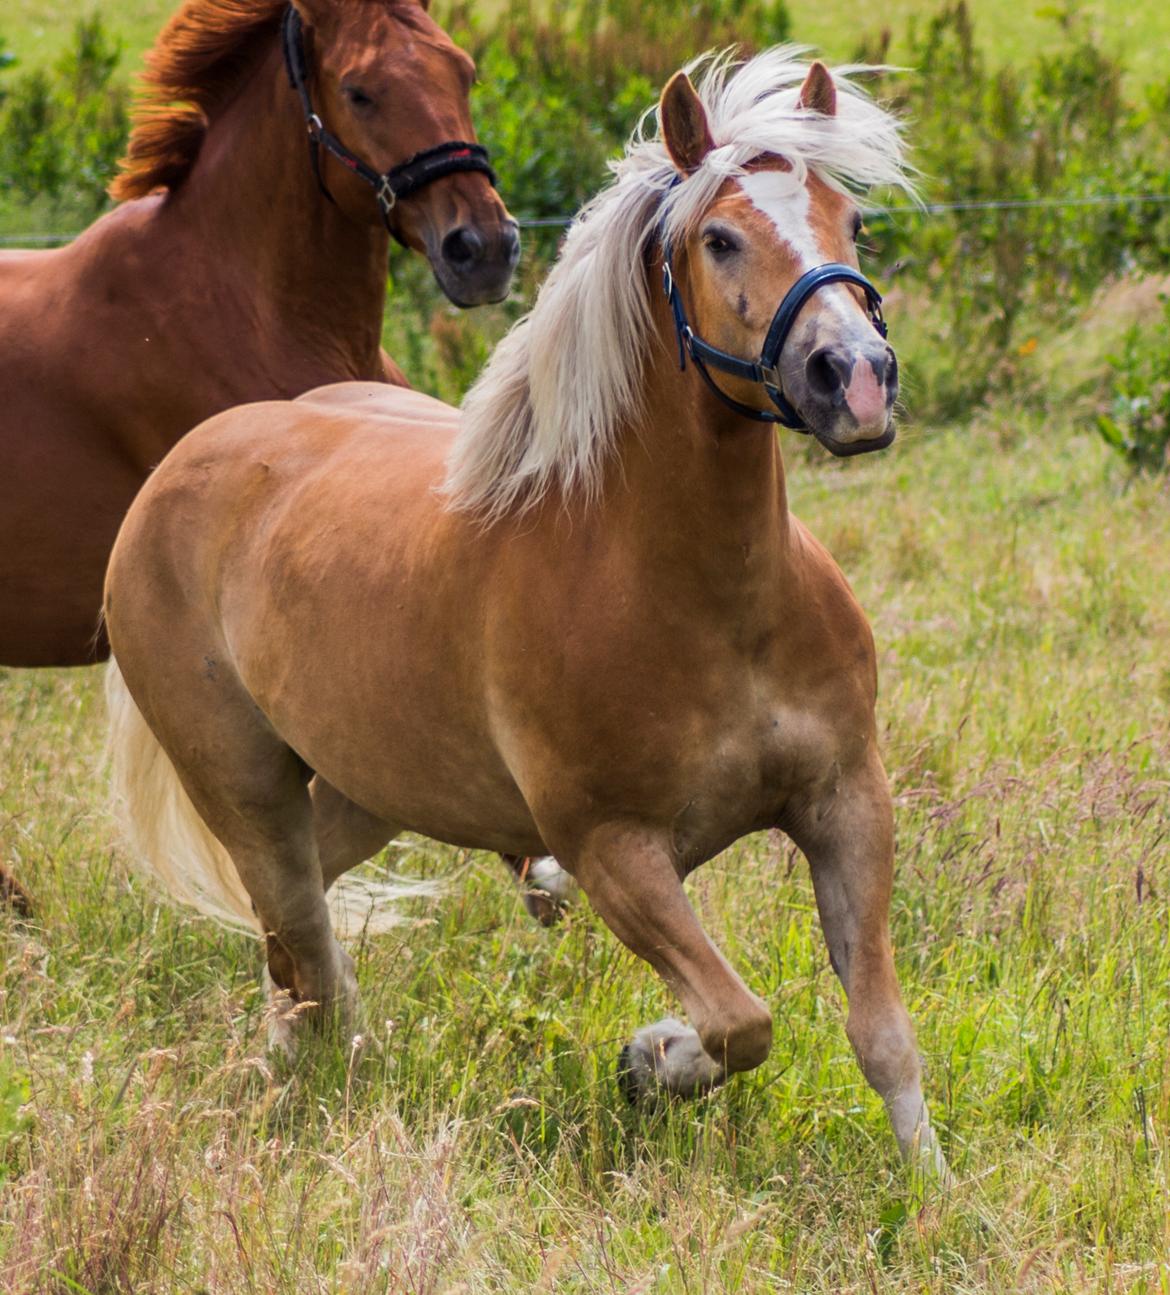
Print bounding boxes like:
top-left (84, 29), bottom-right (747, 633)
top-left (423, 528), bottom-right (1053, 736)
top-left (110, 0), bottom-right (290, 201)
top-left (445, 47), bottom-right (917, 521)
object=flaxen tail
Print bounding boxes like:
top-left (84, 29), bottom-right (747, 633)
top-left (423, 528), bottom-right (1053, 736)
top-left (105, 658), bottom-right (438, 937)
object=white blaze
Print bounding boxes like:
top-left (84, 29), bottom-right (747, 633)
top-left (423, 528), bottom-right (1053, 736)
top-left (738, 169), bottom-right (820, 268)
top-left (737, 170), bottom-right (856, 324)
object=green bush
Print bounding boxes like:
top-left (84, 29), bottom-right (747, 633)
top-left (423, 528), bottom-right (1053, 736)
top-left (857, 2), bottom-right (1170, 418)
top-left (1096, 293), bottom-right (1170, 473)
top-left (0, 16), bottom-right (128, 215)
top-left (439, 0), bottom-right (790, 216)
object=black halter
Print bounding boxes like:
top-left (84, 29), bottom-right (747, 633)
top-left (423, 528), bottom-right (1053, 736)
top-left (660, 209), bottom-right (888, 430)
top-left (281, 6), bottom-right (497, 233)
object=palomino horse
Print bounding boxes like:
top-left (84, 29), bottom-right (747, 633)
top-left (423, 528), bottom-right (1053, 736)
top-left (105, 50), bottom-right (946, 1170)
top-left (0, 0), bottom-right (518, 668)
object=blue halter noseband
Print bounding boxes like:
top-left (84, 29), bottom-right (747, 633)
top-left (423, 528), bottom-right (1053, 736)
top-left (660, 211), bottom-right (888, 431)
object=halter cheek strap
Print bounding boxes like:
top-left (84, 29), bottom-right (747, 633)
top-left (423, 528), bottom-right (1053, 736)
top-left (660, 219), bottom-right (888, 431)
top-left (281, 6), bottom-right (497, 233)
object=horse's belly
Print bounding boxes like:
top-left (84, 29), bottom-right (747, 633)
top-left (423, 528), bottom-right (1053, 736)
top-left (310, 726), bottom-right (547, 857)
top-left (240, 651), bottom-right (548, 856)
top-left (0, 395), bottom-right (141, 665)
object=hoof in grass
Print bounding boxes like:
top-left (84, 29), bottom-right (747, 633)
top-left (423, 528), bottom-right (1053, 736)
top-left (617, 1017), bottom-right (725, 1102)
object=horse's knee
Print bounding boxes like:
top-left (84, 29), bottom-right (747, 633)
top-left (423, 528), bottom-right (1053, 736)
top-left (846, 1004), bottom-right (919, 1096)
top-left (702, 997), bottom-right (773, 1073)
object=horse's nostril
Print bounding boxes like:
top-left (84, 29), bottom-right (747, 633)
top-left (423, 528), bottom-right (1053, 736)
top-left (806, 346), bottom-right (851, 399)
top-left (868, 348), bottom-right (898, 390)
top-left (441, 226), bottom-right (485, 268)
top-left (503, 222), bottom-right (521, 263)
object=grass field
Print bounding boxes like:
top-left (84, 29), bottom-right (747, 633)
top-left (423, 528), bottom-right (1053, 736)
top-left (2, 399), bottom-right (1169, 1290)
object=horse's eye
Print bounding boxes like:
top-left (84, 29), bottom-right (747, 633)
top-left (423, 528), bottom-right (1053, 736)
top-left (851, 212), bottom-right (864, 241)
top-left (703, 232), bottom-right (738, 257)
top-left (344, 85), bottom-right (376, 110)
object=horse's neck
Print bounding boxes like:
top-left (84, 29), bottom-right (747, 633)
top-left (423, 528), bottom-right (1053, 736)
top-left (602, 297), bottom-right (793, 611)
top-left (160, 40), bottom-right (389, 379)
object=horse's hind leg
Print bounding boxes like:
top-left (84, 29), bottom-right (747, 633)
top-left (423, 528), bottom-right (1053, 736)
top-left (790, 753), bottom-right (948, 1176)
top-left (570, 826), bottom-right (773, 1098)
top-left (133, 676), bottom-right (358, 1039)
top-left (311, 776), bottom-right (400, 888)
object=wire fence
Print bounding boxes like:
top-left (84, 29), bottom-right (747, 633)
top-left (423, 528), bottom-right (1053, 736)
top-left (3, 190), bottom-right (1169, 246)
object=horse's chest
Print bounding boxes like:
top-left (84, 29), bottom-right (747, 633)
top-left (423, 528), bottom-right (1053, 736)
top-left (669, 691), bottom-right (851, 861)
top-left (719, 693), bottom-right (840, 795)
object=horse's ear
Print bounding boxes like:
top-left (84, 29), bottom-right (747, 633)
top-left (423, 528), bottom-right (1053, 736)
top-left (796, 61), bottom-right (837, 116)
top-left (660, 72), bottom-right (715, 173)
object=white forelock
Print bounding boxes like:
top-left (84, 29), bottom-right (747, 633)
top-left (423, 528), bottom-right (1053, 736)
top-left (443, 46), bottom-right (916, 519)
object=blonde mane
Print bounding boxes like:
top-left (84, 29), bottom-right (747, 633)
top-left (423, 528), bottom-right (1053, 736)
top-left (110, 0), bottom-right (290, 201)
top-left (444, 47), bottom-right (916, 519)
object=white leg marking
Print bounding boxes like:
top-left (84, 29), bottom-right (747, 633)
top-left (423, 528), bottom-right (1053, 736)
top-left (519, 856), bottom-right (576, 926)
top-left (888, 1080), bottom-right (952, 1184)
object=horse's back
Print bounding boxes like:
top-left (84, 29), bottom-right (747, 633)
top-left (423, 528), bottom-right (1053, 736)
top-left (149, 386), bottom-right (459, 509)
top-left (294, 381), bottom-right (458, 428)
top-left (0, 246), bottom-right (63, 353)
top-left (0, 247), bottom-right (54, 272)
top-left (109, 388), bottom-right (466, 635)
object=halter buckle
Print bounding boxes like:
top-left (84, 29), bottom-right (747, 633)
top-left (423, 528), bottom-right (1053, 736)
top-left (376, 177), bottom-right (398, 214)
top-left (307, 113), bottom-right (323, 140)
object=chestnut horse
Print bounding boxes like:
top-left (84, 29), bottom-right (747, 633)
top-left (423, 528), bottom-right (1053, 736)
top-left (0, 0), bottom-right (517, 668)
top-left (105, 50), bottom-right (946, 1172)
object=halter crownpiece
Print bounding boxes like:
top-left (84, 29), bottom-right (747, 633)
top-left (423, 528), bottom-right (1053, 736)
top-left (659, 196), bottom-right (888, 432)
top-left (280, 6), bottom-right (497, 232)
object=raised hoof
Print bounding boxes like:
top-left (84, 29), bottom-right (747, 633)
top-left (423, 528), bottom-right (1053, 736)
top-left (0, 864), bottom-right (33, 920)
top-left (518, 856), bottom-right (576, 927)
top-left (617, 1017), bottom-right (725, 1102)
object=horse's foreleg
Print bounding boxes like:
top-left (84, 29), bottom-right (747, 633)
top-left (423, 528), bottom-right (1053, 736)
top-left (792, 755), bottom-right (948, 1176)
top-left (571, 826), bottom-right (772, 1099)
